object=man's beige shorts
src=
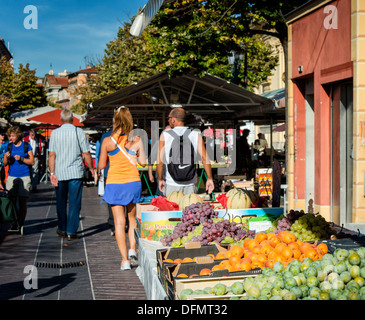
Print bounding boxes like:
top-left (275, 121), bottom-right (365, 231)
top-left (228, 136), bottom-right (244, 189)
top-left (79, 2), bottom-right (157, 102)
top-left (6, 176), bottom-right (31, 198)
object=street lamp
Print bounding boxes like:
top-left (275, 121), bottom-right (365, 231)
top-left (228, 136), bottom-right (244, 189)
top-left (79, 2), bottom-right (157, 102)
top-left (227, 42), bottom-right (247, 88)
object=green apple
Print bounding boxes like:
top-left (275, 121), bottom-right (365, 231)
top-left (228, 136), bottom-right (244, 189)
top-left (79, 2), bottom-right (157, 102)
top-left (290, 286), bottom-right (303, 299)
top-left (283, 270), bottom-right (294, 279)
top-left (354, 276), bottom-right (364, 287)
top-left (243, 277), bottom-right (255, 291)
top-left (262, 267), bottom-right (275, 277)
top-left (347, 280), bottom-right (360, 291)
top-left (335, 248), bottom-right (349, 261)
top-left (271, 287), bottom-right (281, 296)
top-left (299, 284), bottom-right (309, 297)
top-left (283, 291), bottom-right (296, 300)
top-left (318, 292), bottom-right (330, 300)
top-left (307, 276), bottom-right (319, 288)
top-left (336, 294), bottom-right (348, 300)
top-left (247, 285), bottom-right (260, 298)
top-left (322, 264), bottom-right (335, 274)
top-left (329, 288), bottom-right (342, 300)
top-left (350, 265), bottom-right (360, 278)
top-left (339, 270), bottom-right (352, 283)
top-left (297, 273), bottom-right (307, 285)
top-left (334, 261), bottom-right (347, 273)
top-left (319, 280), bottom-right (332, 293)
top-left (327, 272), bottom-right (339, 283)
top-left (347, 291), bottom-right (360, 300)
top-left (180, 288), bottom-right (193, 300)
top-left (317, 269), bottom-right (328, 282)
top-left (322, 253), bottom-right (334, 262)
top-left (360, 267), bottom-right (365, 278)
top-left (213, 283), bottom-right (227, 295)
top-left (289, 264), bottom-right (301, 276)
top-left (284, 277), bottom-right (297, 290)
top-left (300, 260), bottom-right (312, 272)
top-left (257, 295), bottom-right (268, 300)
top-left (309, 286), bottom-right (320, 298)
top-left (260, 287), bottom-right (272, 298)
top-left (272, 278), bottom-right (284, 289)
top-left (331, 279), bottom-right (345, 290)
top-left (304, 267), bottom-right (317, 278)
top-left (231, 281), bottom-right (244, 295)
top-left (356, 247), bottom-right (365, 259)
top-left (273, 261), bottom-right (285, 273)
top-left (269, 295), bottom-right (282, 300)
top-left (348, 252), bottom-right (361, 265)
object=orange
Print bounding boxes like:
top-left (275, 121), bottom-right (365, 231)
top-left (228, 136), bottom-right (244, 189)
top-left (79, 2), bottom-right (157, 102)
top-left (261, 244), bottom-right (273, 256)
top-left (230, 245), bottom-right (244, 258)
top-left (212, 264), bottom-right (224, 271)
top-left (292, 248), bottom-right (301, 259)
top-left (274, 254), bottom-right (286, 264)
top-left (219, 260), bottom-right (230, 268)
top-left (164, 259), bottom-right (174, 263)
top-left (177, 274), bottom-right (188, 278)
top-left (256, 254), bottom-right (267, 264)
top-left (229, 255), bottom-right (241, 266)
top-left (299, 253), bottom-right (306, 262)
top-left (189, 274), bottom-right (199, 278)
top-left (252, 245), bottom-right (262, 255)
top-left (247, 252), bottom-right (258, 262)
top-left (296, 240), bottom-right (303, 246)
top-left (268, 250), bottom-right (278, 261)
top-left (174, 258), bottom-right (182, 263)
top-left (299, 242), bottom-right (312, 254)
top-left (264, 259), bottom-right (274, 269)
top-left (281, 247), bottom-right (293, 260)
top-left (240, 257), bottom-right (252, 264)
top-left (243, 238), bottom-right (252, 248)
top-left (248, 239), bottom-right (259, 251)
top-left (215, 252), bottom-right (226, 260)
top-left (267, 232), bottom-right (276, 240)
top-left (274, 242), bottom-right (287, 254)
top-left (255, 232), bottom-right (268, 243)
top-left (269, 236), bottom-right (281, 248)
top-left (288, 241), bottom-right (300, 250)
top-left (182, 257), bottom-right (193, 263)
top-left (305, 248), bottom-right (320, 261)
top-left (317, 243), bottom-right (328, 255)
top-left (283, 232), bottom-right (297, 244)
top-left (278, 230), bottom-right (288, 242)
top-left (240, 262), bottom-right (252, 271)
top-left (252, 261), bottom-right (265, 269)
top-left (243, 248), bottom-right (251, 257)
top-left (260, 240), bottom-right (270, 247)
top-left (200, 268), bottom-right (211, 276)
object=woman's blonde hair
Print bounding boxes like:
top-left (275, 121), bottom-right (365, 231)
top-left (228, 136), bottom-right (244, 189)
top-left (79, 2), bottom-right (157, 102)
top-left (113, 106), bottom-right (134, 142)
top-left (7, 126), bottom-right (23, 142)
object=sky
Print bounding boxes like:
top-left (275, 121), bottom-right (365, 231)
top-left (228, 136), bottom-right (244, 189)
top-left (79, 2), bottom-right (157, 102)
top-left (0, 0), bottom-right (147, 77)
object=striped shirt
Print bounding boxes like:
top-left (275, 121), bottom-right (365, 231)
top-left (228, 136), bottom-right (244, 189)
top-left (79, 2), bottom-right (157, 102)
top-left (49, 124), bottom-right (90, 181)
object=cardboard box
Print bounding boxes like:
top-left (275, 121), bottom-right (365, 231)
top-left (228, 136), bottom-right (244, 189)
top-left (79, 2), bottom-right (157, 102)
top-left (136, 202), bottom-right (157, 221)
top-left (140, 210), bottom-right (183, 241)
top-left (173, 272), bottom-right (261, 300)
top-left (156, 242), bottom-right (229, 288)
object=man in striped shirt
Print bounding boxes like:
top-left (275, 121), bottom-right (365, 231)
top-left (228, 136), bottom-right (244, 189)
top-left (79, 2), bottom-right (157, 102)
top-left (48, 109), bottom-right (94, 240)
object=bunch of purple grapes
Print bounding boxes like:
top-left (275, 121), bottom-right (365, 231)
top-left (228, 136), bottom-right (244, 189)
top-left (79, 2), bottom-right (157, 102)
top-left (161, 202), bottom-right (253, 246)
top-left (287, 209), bottom-right (305, 223)
top-left (191, 219), bottom-right (253, 246)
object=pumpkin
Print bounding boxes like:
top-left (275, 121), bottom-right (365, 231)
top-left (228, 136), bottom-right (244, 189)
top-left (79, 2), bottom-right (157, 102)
top-left (167, 190), bottom-right (185, 205)
top-left (179, 193), bottom-right (203, 210)
top-left (227, 191), bottom-right (252, 209)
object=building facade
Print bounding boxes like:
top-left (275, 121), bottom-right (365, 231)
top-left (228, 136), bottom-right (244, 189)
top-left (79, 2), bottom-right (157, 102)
top-left (286, 0), bottom-right (365, 232)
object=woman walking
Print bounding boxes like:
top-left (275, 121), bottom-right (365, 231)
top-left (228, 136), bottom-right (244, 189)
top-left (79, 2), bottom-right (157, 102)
top-left (98, 106), bottom-right (146, 270)
top-left (3, 126), bottom-right (34, 233)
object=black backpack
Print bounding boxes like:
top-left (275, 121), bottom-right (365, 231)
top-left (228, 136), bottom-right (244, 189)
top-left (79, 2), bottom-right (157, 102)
top-left (7, 142), bottom-right (30, 166)
top-left (166, 129), bottom-right (196, 182)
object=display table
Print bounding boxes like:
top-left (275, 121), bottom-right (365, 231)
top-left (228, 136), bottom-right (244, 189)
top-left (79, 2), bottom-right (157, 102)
top-left (135, 236), bottom-right (168, 300)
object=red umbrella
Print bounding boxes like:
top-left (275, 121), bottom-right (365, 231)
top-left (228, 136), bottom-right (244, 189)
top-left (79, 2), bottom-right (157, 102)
top-left (27, 109), bottom-right (84, 127)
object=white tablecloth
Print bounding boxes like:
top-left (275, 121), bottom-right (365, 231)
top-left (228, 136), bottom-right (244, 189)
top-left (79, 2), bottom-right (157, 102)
top-left (135, 237), bottom-right (168, 300)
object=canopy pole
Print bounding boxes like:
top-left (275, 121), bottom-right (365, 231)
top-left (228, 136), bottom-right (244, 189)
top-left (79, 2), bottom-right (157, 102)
top-left (270, 117), bottom-right (273, 167)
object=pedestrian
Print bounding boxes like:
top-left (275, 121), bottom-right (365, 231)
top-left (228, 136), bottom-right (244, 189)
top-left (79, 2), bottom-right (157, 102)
top-left (0, 132), bottom-right (7, 190)
top-left (237, 129), bottom-right (252, 179)
top-left (3, 126), bottom-right (35, 231)
top-left (98, 106), bottom-right (146, 270)
top-left (157, 107), bottom-right (214, 196)
top-left (24, 128), bottom-right (42, 192)
top-left (48, 109), bottom-right (94, 241)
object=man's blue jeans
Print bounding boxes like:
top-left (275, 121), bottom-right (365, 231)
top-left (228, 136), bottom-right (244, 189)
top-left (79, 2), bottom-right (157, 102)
top-left (55, 179), bottom-right (83, 236)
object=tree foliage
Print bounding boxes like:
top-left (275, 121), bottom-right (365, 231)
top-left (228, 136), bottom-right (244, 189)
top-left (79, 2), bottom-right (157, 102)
top-left (0, 58), bottom-right (48, 119)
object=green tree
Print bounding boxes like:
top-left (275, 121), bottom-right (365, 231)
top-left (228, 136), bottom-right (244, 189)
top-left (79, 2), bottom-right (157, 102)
top-left (0, 58), bottom-right (48, 119)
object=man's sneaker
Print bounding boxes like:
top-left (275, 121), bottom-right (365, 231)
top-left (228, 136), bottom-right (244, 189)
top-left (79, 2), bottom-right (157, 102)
top-left (128, 249), bottom-right (138, 267)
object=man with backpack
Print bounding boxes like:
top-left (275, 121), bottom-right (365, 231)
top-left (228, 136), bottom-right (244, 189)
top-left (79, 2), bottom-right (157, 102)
top-left (157, 108), bottom-right (214, 196)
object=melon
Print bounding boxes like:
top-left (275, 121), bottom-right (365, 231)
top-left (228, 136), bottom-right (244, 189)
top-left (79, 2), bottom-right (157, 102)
top-left (179, 193), bottom-right (203, 210)
top-left (167, 190), bottom-right (184, 205)
top-left (227, 191), bottom-right (252, 209)
top-left (226, 188), bottom-right (242, 198)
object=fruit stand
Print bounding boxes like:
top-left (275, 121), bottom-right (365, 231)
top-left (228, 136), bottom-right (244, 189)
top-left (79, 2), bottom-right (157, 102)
top-left (135, 188), bottom-right (365, 300)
